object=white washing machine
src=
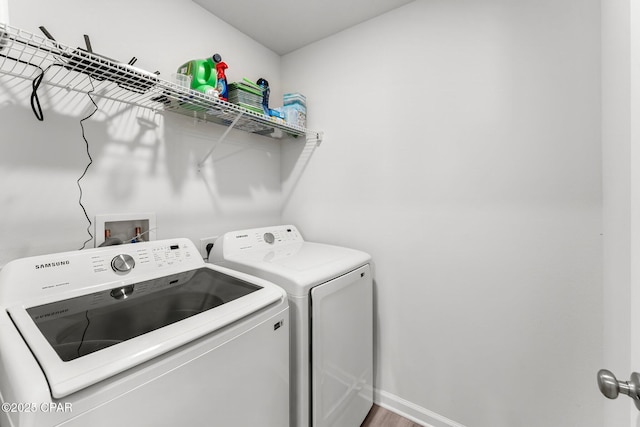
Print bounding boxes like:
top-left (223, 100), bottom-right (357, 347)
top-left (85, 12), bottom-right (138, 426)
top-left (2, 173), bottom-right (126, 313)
top-left (0, 238), bottom-right (289, 427)
top-left (211, 225), bottom-right (373, 427)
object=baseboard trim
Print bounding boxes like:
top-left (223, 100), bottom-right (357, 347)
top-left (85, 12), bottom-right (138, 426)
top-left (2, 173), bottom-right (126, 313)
top-left (373, 389), bottom-right (466, 427)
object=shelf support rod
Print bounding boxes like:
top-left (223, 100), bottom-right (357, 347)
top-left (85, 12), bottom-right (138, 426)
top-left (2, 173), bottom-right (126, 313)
top-left (197, 111), bottom-right (244, 170)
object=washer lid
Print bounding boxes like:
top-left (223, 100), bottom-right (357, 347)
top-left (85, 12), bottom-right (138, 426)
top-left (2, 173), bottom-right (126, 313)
top-left (7, 264), bottom-right (285, 398)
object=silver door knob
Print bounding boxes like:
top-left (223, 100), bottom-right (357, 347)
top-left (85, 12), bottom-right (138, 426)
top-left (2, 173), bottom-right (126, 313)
top-left (597, 369), bottom-right (640, 410)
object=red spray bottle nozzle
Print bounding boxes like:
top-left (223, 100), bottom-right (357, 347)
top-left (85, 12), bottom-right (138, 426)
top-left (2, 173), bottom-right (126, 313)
top-left (216, 61), bottom-right (228, 75)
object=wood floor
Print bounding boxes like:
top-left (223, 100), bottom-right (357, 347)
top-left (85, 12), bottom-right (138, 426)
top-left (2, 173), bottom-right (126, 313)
top-left (360, 405), bottom-right (422, 427)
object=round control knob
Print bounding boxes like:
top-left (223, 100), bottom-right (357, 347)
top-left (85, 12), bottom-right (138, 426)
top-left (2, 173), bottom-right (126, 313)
top-left (111, 254), bottom-right (135, 273)
top-left (264, 232), bottom-right (275, 244)
top-left (110, 284), bottom-right (134, 300)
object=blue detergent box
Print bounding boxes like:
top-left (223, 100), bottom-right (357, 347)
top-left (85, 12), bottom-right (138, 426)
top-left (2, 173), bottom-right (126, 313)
top-left (282, 104), bottom-right (306, 128)
top-left (283, 93), bottom-right (306, 127)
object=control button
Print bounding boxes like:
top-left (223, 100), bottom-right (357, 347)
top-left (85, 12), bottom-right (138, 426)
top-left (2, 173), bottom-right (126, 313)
top-left (111, 254), bottom-right (135, 273)
top-left (264, 232), bottom-right (275, 244)
top-left (110, 284), bottom-right (134, 300)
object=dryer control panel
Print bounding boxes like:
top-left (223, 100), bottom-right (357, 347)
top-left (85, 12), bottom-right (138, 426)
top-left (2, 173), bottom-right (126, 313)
top-left (213, 225), bottom-right (303, 257)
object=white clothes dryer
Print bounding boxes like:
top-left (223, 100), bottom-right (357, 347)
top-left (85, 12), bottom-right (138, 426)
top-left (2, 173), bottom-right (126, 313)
top-left (0, 238), bottom-right (289, 427)
top-left (211, 225), bottom-right (373, 427)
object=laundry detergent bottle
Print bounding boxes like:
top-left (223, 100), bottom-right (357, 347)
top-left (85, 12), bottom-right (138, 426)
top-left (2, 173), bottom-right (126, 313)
top-left (177, 54), bottom-right (218, 95)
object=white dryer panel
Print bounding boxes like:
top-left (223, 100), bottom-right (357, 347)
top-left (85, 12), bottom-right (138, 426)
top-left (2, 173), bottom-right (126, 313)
top-left (311, 264), bottom-right (373, 427)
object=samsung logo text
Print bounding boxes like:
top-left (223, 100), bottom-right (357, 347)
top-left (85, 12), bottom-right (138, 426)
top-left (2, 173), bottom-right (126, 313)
top-left (35, 260), bottom-right (70, 270)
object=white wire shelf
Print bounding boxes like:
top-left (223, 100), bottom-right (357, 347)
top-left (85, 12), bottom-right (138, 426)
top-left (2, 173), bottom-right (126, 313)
top-left (0, 23), bottom-right (322, 142)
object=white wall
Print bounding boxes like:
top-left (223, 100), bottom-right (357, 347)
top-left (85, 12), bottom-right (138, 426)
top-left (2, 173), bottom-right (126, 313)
top-left (281, 0), bottom-right (603, 426)
top-left (601, 0), bottom-right (632, 425)
top-left (0, 0), bottom-right (285, 265)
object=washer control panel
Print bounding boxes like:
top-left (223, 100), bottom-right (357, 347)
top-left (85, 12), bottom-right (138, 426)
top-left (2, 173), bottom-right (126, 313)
top-left (90, 241), bottom-right (196, 275)
top-left (0, 238), bottom-right (204, 305)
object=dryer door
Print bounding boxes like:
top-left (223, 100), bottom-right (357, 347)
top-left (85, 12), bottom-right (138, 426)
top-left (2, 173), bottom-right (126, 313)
top-left (310, 264), bottom-right (373, 427)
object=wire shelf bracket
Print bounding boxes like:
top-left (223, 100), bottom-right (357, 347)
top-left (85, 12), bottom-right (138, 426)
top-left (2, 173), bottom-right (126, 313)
top-left (196, 111), bottom-right (244, 171)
